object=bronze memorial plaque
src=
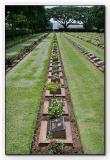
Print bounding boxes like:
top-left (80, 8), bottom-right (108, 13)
top-left (47, 117), bottom-right (66, 139)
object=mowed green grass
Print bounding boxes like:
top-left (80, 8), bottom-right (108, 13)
top-left (6, 33), bottom-right (52, 154)
top-left (6, 33), bottom-right (44, 59)
top-left (57, 33), bottom-right (104, 154)
top-left (6, 33), bottom-right (39, 48)
top-left (66, 33), bottom-right (104, 61)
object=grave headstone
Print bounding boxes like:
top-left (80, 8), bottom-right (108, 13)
top-left (47, 117), bottom-right (66, 139)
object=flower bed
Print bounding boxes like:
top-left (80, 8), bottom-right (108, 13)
top-left (48, 139), bottom-right (64, 154)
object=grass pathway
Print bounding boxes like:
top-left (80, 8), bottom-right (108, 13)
top-left (57, 33), bottom-right (104, 154)
top-left (6, 33), bottom-right (44, 59)
top-left (6, 34), bottom-right (53, 154)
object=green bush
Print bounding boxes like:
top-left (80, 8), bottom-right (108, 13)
top-left (46, 82), bottom-right (60, 94)
top-left (48, 98), bottom-right (64, 118)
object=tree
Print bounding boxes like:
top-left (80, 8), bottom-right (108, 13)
top-left (46, 5), bottom-right (105, 31)
top-left (46, 6), bottom-right (82, 30)
top-left (18, 6), bottom-right (48, 34)
top-left (79, 6), bottom-right (105, 31)
top-left (90, 6), bottom-right (105, 31)
top-left (5, 6), bottom-right (27, 38)
top-left (5, 5), bottom-right (48, 37)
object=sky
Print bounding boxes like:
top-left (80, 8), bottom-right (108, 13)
top-left (45, 6), bottom-right (57, 8)
top-left (45, 5), bottom-right (93, 8)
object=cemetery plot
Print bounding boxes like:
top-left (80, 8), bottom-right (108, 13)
top-left (47, 78), bottom-right (64, 87)
top-left (68, 32), bottom-right (104, 49)
top-left (5, 5), bottom-right (104, 155)
top-left (6, 34), bottom-right (53, 154)
top-left (47, 117), bottom-right (66, 139)
top-left (66, 33), bottom-right (104, 61)
top-left (56, 32), bottom-right (104, 154)
top-left (6, 33), bottom-right (49, 73)
top-left (38, 120), bottom-right (73, 145)
top-left (42, 99), bottom-right (68, 116)
top-left (64, 34), bottom-right (105, 72)
top-left (45, 88), bottom-right (66, 97)
top-left (6, 33), bottom-right (43, 49)
top-left (31, 34), bottom-right (83, 154)
top-left (6, 32), bottom-right (104, 154)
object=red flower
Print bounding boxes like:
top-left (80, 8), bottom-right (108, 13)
top-left (50, 140), bottom-right (55, 145)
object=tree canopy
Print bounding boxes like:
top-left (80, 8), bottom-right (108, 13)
top-left (46, 5), bottom-right (105, 31)
top-left (5, 5), bottom-right (105, 37)
top-left (5, 5), bottom-right (48, 37)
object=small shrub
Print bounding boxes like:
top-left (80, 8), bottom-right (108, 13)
top-left (46, 82), bottom-right (60, 95)
top-left (48, 98), bottom-right (64, 118)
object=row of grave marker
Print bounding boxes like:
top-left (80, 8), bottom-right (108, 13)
top-left (6, 33), bottom-right (49, 73)
top-left (38, 35), bottom-right (73, 146)
top-left (64, 34), bottom-right (104, 72)
top-left (68, 33), bottom-right (104, 49)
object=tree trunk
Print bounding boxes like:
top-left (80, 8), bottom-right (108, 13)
top-left (63, 25), bottom-right (67, 31)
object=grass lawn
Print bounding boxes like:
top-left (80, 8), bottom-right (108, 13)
top-left (6, 33), bottom-right (40, 48)
top-left (66, 33), bottom-right (104, 61)
top-left (6, 33), bottom-right (52, 154)
top-left (6, 33), bottom-right (45, 59)
top-left (57, 33), bottom-right (104, 154)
